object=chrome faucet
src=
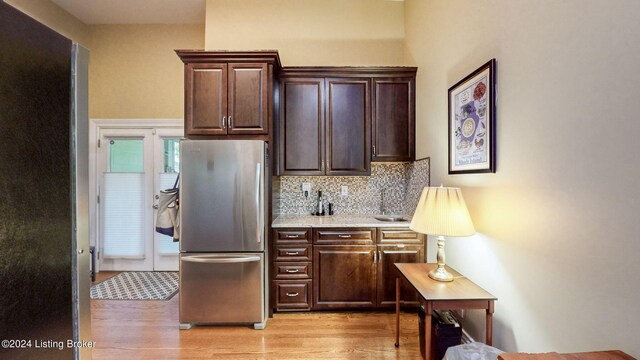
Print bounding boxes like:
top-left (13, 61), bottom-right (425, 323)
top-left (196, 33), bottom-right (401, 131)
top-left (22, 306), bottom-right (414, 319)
top-left (380, 189), bottom-right (386, 215)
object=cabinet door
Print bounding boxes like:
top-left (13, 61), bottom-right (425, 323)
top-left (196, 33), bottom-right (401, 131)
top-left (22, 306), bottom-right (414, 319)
top-left (185, 63), bottom-right (227, 135)
top-left (372, 77), bottom-right (415, 161)
top-left (279, 77), bottom-right (324, 175)
top-left (313, 245), bottom-right (376, 309)
top-left (325, 78), bottom-right (371, 175)
top-left (227, 63), bottom-right (268, 135)
top-left (376, 244), bottom-right (424, 308)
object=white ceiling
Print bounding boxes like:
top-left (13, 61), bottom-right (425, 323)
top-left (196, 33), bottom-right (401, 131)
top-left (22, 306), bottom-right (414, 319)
top-left (51, 0), bottom-right (206, 24)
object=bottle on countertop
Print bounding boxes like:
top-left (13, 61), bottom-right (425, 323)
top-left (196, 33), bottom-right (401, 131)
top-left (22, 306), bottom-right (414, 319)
top-left (316, 190), bottom-right (324, 216)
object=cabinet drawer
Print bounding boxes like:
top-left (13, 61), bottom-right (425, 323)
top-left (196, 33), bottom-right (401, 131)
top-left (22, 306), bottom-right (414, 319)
top-left (274, 280), bottom-right (312, 310)
top-left (273, 262), bottom-right (311, 279)
top-left (274, 229), bottom-right (310, 244)
top-left (377, 228), bottom-right (424, 244)
top-left (314, 228), bottom-right (375, 245)
top-left (274, 245), bottom-right (312, 261)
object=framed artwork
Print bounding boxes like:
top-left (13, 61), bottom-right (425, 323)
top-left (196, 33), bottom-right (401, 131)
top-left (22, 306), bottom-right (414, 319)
top-left (448, 59), bottom-right (496, 174)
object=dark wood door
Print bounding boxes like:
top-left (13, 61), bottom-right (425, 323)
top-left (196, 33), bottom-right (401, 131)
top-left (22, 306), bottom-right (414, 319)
top-left (185, 63), bottom-right (227, 135)
top-left (1, 3), bottom-right (74, 357)
top-left (279, 77), bottom-right (324, 175)
top-left (372, 77), bottom-right (415, 161)
top-left (325, 78), bottom-right (371, 175)
top-left (376, 245), bottom-right (424, 308)
top-left (313, 245), bottom-right (376, 309)
top-left (227, 63), bottom-right (268, 135)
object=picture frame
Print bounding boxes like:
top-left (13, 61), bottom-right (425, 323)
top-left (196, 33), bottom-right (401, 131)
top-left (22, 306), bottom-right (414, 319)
top-left (448, 59), bottom-right (496, 174)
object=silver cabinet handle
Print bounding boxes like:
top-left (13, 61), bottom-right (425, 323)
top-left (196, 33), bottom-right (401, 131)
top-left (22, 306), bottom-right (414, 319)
top-left (228, 116), bottom-right (232, 128)
top-left (373, 145), bottom-right (376, 155)
top-left (338, 234), bottom-right (352, 238)
top-left (373, 250), bottom-right (378, 263)
top-left (285, 269), bottom-right (300, 273)
top-left (182, 255), bottom-right (260, 263)
top-left (285, 252), bottom-right (299, 255)
top-left (285, 292), bottom-right (299, 297)
top-left (222, 116), bottom-right (226, 129)
top-left (255, 162), bottom-right (261, 243)
top-left (286, 235), bottom-right (299, 238)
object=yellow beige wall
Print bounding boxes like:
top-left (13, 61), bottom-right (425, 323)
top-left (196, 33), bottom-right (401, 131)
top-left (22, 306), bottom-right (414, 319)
top-left (5, 1), bottom-right (204, 119)
top-left (405, 0), bottom-right (640, 356)
top-left (5, 0), bottom-right (91, 46)
top-left (205, 0), bottom-right (404, 66)
top-left (88, 25), bottom-right (204, 119)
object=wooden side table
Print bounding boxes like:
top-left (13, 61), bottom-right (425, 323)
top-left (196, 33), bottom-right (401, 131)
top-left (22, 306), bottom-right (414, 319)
top-left (394, 263), bottom-right (497, 360)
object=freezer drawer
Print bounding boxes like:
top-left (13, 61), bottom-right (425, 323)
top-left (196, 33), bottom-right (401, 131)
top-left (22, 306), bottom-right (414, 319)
top-left (179, 253), bottom-right (265, 326)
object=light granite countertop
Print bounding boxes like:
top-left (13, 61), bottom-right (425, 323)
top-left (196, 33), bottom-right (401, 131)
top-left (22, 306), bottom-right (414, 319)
top-left (272, 214), bottom-right (412, 228)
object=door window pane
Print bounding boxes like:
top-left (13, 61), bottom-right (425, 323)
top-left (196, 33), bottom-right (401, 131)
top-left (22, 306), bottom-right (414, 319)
top-left (102, 173), bottom-right (145, 258)
top-left (163, 139), bottom-right (180, 173)
top-left (159, 141), bottom-right (179, 256)
top-left (157, 172), bottom-right (179, 255)
top-left (109, 139), bottom-right (143, 172)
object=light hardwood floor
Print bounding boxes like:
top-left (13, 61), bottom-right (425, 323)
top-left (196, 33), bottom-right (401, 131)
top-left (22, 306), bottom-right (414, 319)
top-left (91, 274), bottom-right (422, 359)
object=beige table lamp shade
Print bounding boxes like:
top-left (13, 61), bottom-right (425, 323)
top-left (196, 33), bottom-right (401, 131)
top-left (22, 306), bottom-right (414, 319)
top-left (410, 186), bottom-right (475, 237)
top-left (410, 186), bottom-right (475, 281)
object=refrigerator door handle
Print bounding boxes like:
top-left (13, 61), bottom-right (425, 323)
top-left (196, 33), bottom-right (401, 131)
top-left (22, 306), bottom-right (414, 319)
top-left (181, 255), bottom-right (261, 264)
top-left (255, 162), bottom-right (262, 244)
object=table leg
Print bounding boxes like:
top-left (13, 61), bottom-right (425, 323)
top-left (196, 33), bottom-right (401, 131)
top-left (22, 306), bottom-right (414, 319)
top-left (486, 300), bottom-right (494, 346)
top-left (424, 301), bottom-right (432, 360)
top-left (395, 277), bottom-right (400, 347)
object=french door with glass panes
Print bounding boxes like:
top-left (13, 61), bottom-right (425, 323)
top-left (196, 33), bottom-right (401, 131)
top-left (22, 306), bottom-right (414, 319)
top-left (98, 128), bottom-right (182, 271)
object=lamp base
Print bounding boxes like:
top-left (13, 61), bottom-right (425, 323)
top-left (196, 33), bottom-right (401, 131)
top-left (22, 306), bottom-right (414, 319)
top-left (428, 265), bottom-right (454, 282)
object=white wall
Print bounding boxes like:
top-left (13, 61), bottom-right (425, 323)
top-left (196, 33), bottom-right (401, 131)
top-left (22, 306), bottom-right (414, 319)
top-left (405, 0), bottom-right (640, 356)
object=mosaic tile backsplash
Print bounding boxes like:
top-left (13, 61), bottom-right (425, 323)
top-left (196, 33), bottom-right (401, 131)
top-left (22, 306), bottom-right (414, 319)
top-left (274, 158), bottom-right (429, 216)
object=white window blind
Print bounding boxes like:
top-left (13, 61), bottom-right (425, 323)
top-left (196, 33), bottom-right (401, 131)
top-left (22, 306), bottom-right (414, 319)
top-left (157, 172), bottom-right (179, 255)
top-left (102, 173), bottom-right (145, 258)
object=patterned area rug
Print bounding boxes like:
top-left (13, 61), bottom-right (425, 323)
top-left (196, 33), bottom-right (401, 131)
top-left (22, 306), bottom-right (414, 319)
top-left (91, 271), bottom-right (179, 301)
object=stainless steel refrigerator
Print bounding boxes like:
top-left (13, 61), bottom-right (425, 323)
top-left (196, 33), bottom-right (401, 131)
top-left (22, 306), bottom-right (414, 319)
top-left (179, 140), bottom-right (267, 330)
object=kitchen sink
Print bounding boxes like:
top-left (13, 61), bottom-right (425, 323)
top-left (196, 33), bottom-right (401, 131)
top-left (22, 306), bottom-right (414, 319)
top-left (374, 215), bottom-right (408, 222)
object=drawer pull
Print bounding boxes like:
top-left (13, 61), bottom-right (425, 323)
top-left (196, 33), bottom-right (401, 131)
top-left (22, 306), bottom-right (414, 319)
top-left (286, 235), bottom-right (299, 238)
top-left (285, 292), bottom-right (299, 297)
top-left (338, 234), bottom-right (352, 238)
top-left (285, 251), bottom-right (300, 255)
top-left (285, 269), bottom-right (300, 273)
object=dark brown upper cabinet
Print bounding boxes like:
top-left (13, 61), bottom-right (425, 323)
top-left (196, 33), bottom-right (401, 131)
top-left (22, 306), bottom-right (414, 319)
top-left (372, 76), bottom-right (416, 162)
top-left (277, 67), bottom-right (416, 175)
top-left (279, 77), bottom-right (325, 175)
top-left (176, 51), bottom-right (281, 139)
top-left (325, 78), bottom-right (371, 175)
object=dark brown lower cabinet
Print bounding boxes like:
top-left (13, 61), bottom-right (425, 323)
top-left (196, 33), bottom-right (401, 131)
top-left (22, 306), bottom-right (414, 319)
top-left (313, 245), bottom-right (376, 309)
top-left (272, 227), bottom-right (424, 313)
top-left (376, 244), bottom-right (424, 308)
